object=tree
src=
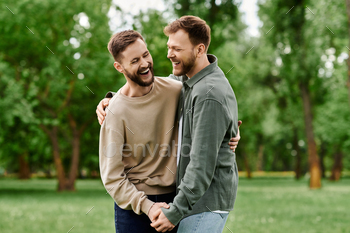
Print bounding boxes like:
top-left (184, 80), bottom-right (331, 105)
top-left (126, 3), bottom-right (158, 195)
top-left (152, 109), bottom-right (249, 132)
top-left (257, 0), bottom-right (346, 188)
top-left (168, 0), bottom-right (245, 52)
top-left (0, 0), bottom-right (119, 190)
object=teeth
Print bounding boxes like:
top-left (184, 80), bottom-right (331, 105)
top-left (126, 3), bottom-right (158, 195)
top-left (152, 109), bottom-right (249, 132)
top-left (173, 62), bottom-right (180, 65)
top-left (140, 68), bottom-right (149, 74)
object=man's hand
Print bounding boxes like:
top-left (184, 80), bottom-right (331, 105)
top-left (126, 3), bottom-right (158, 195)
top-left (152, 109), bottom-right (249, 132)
top-left (150, 210), bottom-right (175, 232)
top-left (228, 120), bottom-right (242, 152)
top-left (148, 202), bottom-right (170, 223)
top-left (96, 98), bottom-right (111, 125)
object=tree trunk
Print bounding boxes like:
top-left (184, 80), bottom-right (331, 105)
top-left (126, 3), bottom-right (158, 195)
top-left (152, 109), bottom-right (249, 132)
top-left (300, 83), bottom-right (322, 189)
top-left (67, 115), bottom-right (81, 191)
top-left (50, 127), bottom-right (69, 191)
top-left (18, 152), bottom-right (31, 179)
top-left (295, 150), bottom-right (302, 180)
top-left (243, 153), bottom-right (252, 179)
top-left (41, 125), bottom-right (67, 191)
top-left (319, 143), bottom-right (326, 178)
top-left (346, 0), bottom-right (350, 110)
top-left (40, 114), bottom-right (90, 191)
top-left (330, 150), bottom-right (343, 181)
top-left (293, 128), bottom-right (302, 180)
top-left (256, 144), bottom-right (264, 171)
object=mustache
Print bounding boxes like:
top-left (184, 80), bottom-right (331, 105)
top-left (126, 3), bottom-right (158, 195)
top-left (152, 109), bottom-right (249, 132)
top-left (138, 63), bottom-right (153, 73)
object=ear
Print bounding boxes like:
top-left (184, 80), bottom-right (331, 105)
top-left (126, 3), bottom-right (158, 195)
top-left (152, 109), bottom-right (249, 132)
top-left (196, 43), bottom-right (206, 57)
top-left (113, 62), bottom-right (124, 73)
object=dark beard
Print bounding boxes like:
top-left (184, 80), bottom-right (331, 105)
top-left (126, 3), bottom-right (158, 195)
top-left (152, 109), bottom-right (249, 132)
top-left (124, 64), bottom-right (154, 87)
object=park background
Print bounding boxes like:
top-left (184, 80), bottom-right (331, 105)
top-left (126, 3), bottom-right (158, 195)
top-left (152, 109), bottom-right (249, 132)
top-left (0, 0), bottom-right (349, 232)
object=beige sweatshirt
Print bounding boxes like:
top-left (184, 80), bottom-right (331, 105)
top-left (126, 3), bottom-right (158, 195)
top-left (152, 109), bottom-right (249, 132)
top-left (99, 77), bottom-right (182, 216)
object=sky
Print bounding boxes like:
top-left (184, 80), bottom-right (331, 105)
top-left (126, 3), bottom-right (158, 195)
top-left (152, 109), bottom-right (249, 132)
top-left (111, 0), bottom-right (261, 36)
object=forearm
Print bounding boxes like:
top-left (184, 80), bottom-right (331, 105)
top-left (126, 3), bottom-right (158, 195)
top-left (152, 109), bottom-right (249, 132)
top-left (162, 100), bottom-right (229, 224)
top-left (99, 126), bottom-right (154, 215)
top-left (101, 167), bottom-right (154, 215)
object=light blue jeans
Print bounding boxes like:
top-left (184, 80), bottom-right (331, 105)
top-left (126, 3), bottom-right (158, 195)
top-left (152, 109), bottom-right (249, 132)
top-left (177, 212), bottom-right (229, 233)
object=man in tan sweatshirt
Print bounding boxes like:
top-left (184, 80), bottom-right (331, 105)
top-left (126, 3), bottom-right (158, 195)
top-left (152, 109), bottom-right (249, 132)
top-left (100, 30), bottom-right (182, 233)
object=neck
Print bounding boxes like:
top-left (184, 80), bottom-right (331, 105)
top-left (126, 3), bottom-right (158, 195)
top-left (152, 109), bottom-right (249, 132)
top-left (186, 54), bottom-right (210, 78)
top-left (121, 81), bottom-right (153, 97)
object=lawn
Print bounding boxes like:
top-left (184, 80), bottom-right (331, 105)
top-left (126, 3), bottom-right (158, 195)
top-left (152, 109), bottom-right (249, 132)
top-left (0, 177), bottom-right (349, 233)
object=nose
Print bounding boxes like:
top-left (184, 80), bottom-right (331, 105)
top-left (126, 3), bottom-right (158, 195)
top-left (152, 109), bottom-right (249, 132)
top-left (167, 49), bottom-right (174, 59)
top-left (140, 57), bottom-right (148, 68)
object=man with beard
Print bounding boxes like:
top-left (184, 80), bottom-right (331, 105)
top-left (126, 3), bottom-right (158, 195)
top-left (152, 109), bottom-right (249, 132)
top-left (98, 18), bottom-right (241, 233)
top-left (148, 16), bottom-right (239, 233)
top-left (99, 30), bottom-right (182, 233)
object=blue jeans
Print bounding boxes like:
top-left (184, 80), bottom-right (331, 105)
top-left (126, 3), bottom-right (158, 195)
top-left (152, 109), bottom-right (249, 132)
top-left (114, 191), bottom-right (178, 233)
top-left (177, 212), bottom-right (229, 233)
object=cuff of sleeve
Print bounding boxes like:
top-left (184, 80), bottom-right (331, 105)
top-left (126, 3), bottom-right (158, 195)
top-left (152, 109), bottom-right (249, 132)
top-left (161, 203), bottom-right (183, 226)
top-left (105, 91), bottom-right (116, 98)
top-left (141, 198), bottom-right (155, 216)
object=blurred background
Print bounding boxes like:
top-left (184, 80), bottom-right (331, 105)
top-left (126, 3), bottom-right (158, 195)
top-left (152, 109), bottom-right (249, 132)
top-left (0, 0), bottom-right (349, 232)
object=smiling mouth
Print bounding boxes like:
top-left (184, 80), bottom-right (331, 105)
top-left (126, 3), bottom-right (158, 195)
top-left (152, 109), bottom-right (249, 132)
top-left (172, 61), bottom-right (180, 67)
top-left (139, 68), bottom-right (150, 75)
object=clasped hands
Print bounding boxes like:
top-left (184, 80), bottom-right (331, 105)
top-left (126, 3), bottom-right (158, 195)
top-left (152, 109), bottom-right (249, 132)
top-left (148, 202), bottom-right (175, 232)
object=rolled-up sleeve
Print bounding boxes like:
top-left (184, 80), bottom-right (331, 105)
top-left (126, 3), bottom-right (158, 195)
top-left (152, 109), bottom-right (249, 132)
top-left (99, 126), bottom-right (154, 215)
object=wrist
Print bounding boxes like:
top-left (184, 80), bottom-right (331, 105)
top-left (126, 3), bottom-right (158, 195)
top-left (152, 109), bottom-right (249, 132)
top-left (141, 199), bottom-right (155, 216)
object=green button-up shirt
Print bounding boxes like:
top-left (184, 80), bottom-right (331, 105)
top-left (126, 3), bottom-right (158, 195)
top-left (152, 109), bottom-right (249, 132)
top-left (163, 54), bottom-right (239, 225)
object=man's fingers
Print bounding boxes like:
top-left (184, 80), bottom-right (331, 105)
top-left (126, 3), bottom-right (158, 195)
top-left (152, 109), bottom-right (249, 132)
top-left (97, 115), bottom-right (105, 124)
top-left (96, 98), bottom-right (111, 125)
top-left (151, 221), bottom-right (173, 232)
top-left (150, 220), bottom-right (160, 228)
top-left (158, 225), bottom-right (173, 232)
top-left (97, 101), bottom-right (107, 116)
top-left (158, 203), bottom-right (170, 209)
top-left (229, 134), bottom-right (241, 143)
top-left (156, 225), bottom-right (167, 233)
top-left (102, 99), bottom-right (109, 108)
top-left (102, 98), bottom-right (110, 109)
top-left (228, 140), bottom-right (238, 146)
top-left (97, 106), bottom-right (106, 117)
top-left (97, 107), bottom-right (106, 118)
top-left (151, 209), bottom-right (161, 222)
top-left (238, 120), bottom-right (242, 127)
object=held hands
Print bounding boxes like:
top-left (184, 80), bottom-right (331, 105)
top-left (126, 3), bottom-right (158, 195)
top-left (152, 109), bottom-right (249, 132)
top-left (148, 203), bottom-right (175, 232)
top-left (148, 202), bottom-right (169, 222)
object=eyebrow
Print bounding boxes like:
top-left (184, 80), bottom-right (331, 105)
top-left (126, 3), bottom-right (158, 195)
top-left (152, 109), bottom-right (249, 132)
top-left (167, 44), bottom-right (181, 49)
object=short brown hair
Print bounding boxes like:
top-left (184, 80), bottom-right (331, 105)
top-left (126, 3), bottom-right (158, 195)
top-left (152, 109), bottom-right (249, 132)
top-left (164, 16), bottom-right (211, 51)
top-left (107, 30), bottom-right (145, 62)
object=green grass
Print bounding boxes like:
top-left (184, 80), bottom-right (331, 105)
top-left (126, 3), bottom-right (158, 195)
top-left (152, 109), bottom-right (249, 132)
top-left (0, 178), bottom-right (349, 233)
top-left (224, 178), bottom-right (350, 233)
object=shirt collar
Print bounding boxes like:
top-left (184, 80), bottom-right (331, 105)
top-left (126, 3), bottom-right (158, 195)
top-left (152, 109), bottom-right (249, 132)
top-left (184, 54), bottom-right (217, 88)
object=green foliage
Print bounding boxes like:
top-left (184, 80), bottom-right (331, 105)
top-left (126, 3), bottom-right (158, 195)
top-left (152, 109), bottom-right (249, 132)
top-left (168, 0), bottom-right (246, 52)
top-left (0, 0), bottom-right (121, 176)
top-left (1, 0), bottom-right (350, 179)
